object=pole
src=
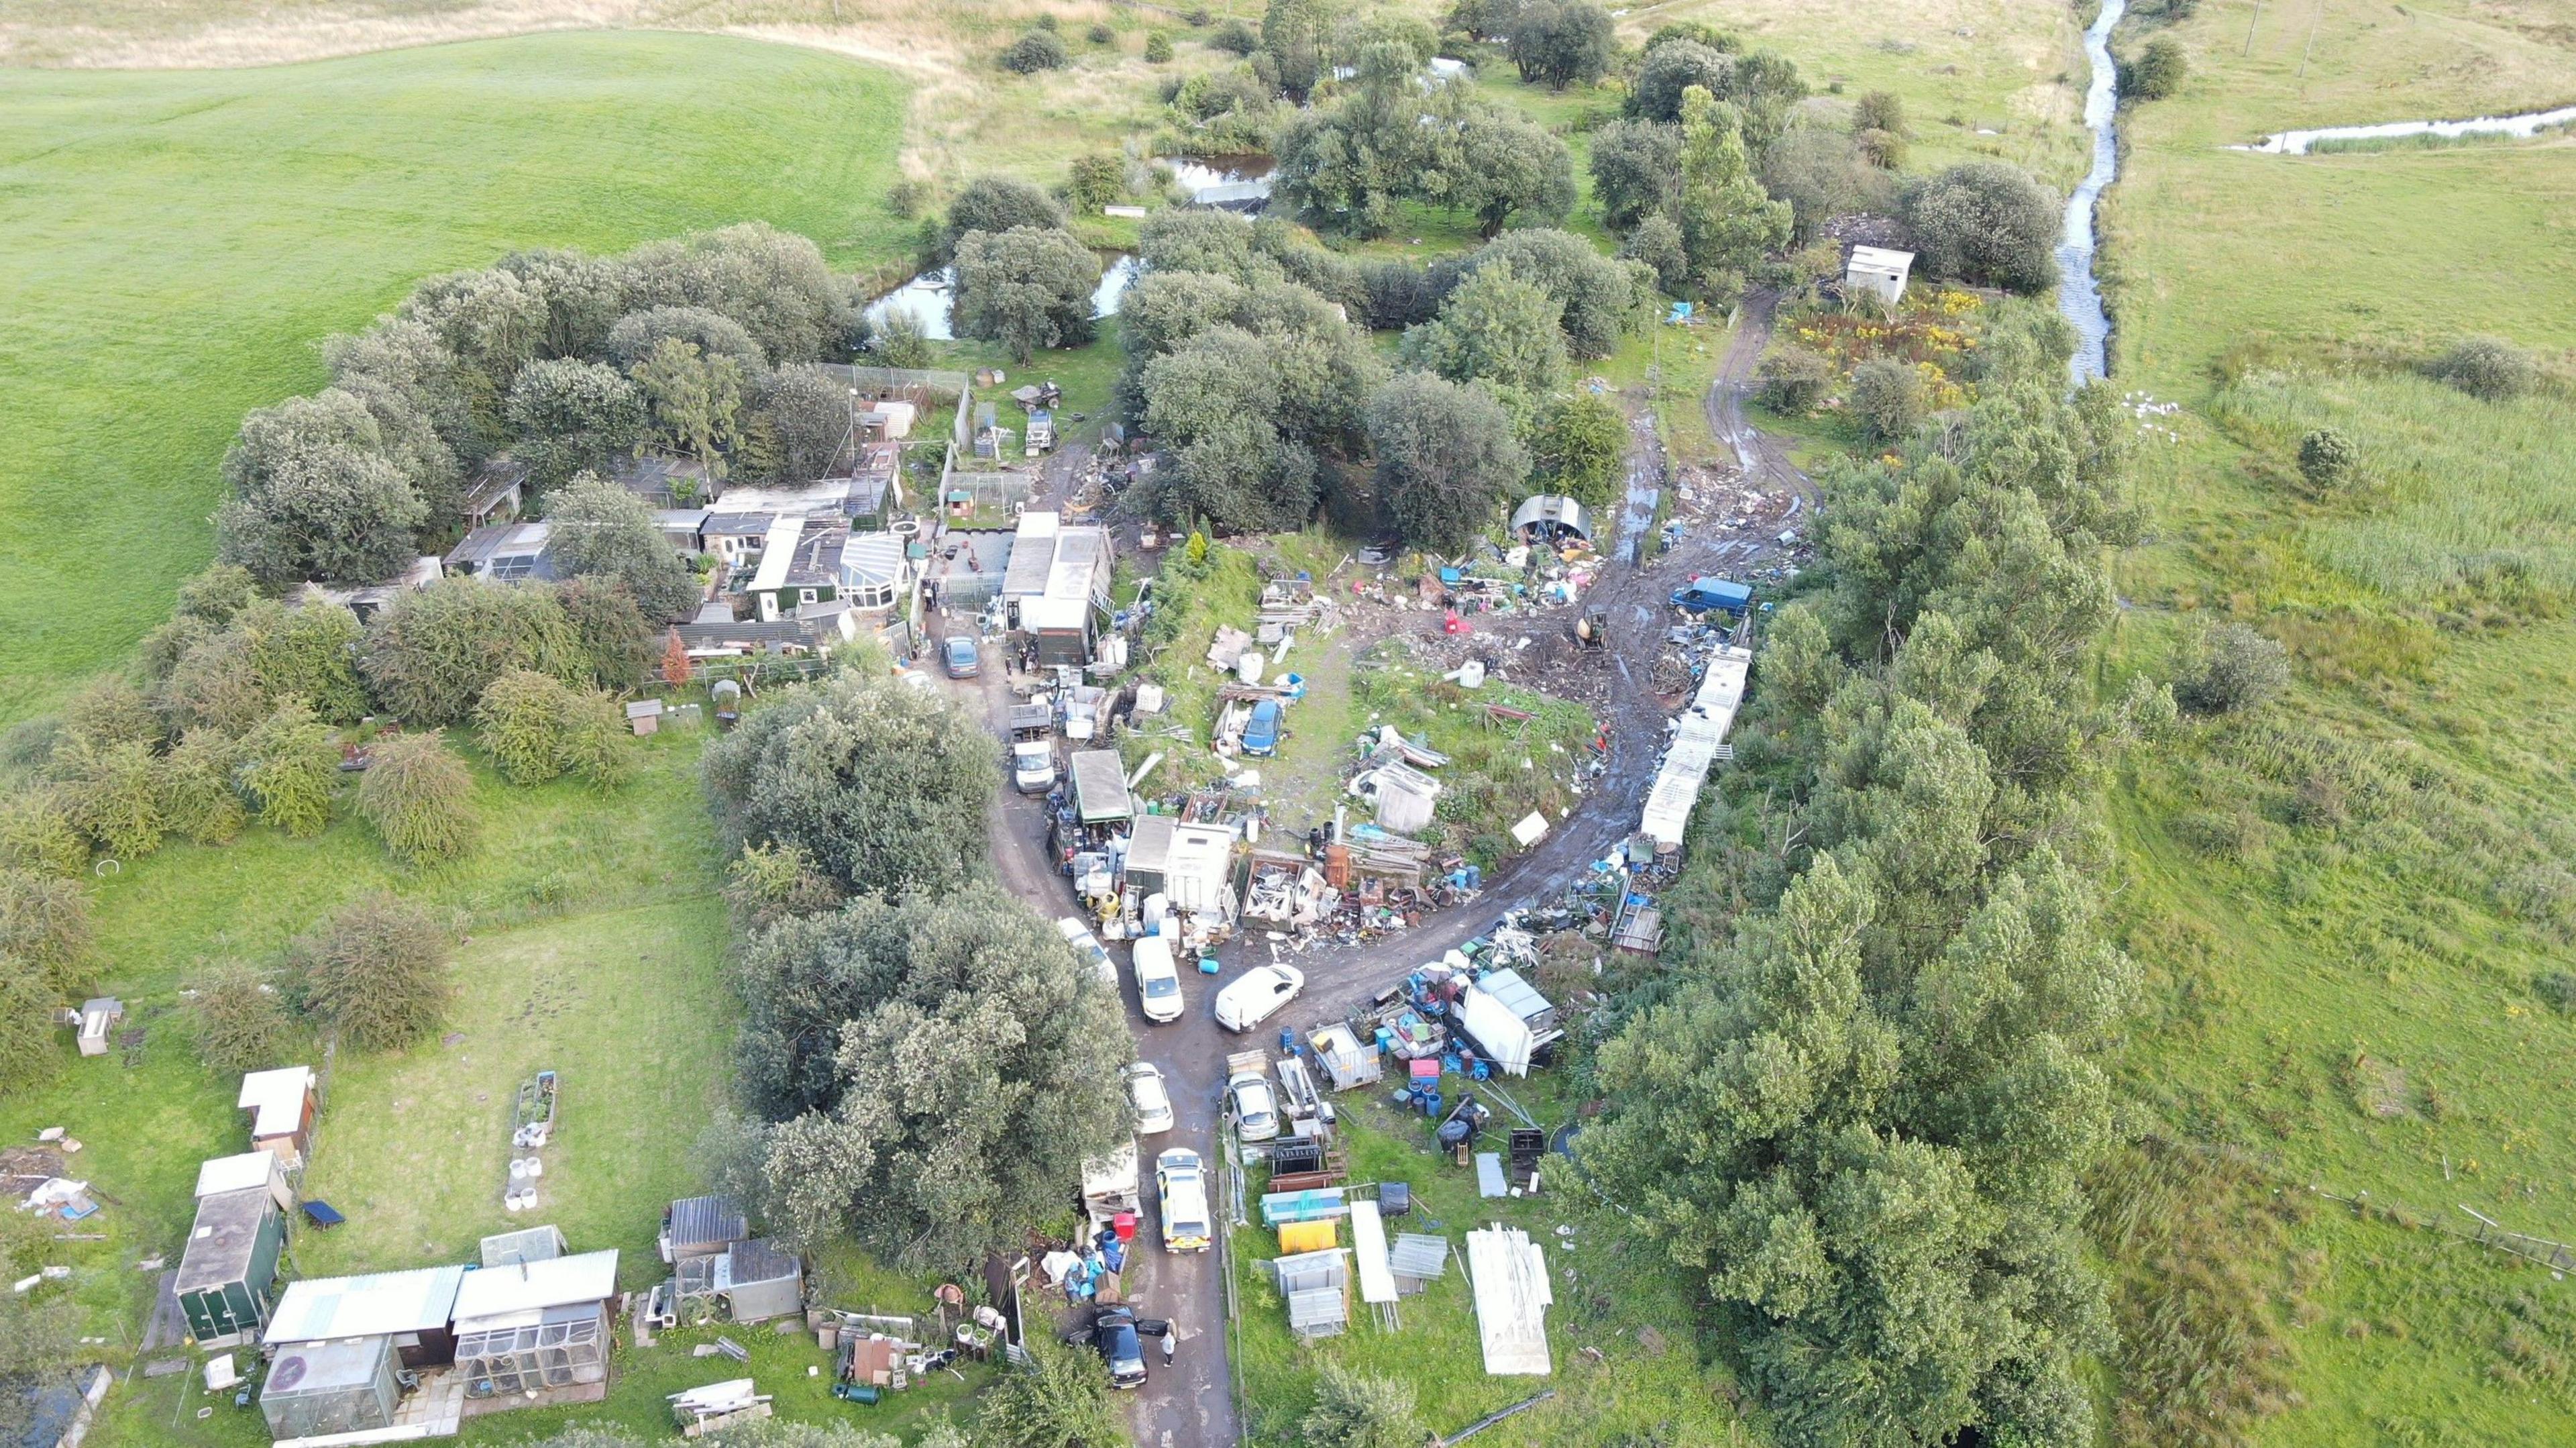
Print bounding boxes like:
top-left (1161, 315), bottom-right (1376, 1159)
top-left (2243, 0), bottom-right (2263, 56)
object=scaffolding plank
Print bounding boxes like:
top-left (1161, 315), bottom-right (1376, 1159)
top-left (1350, 1201), bottom-right (1398, 1306)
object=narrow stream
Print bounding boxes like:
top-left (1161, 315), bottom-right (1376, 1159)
top-left (2234, 102), bottom-right (2576, 154)
top-left (2057, 0), bottom-right (2127, 384)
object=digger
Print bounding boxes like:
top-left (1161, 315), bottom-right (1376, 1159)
top-left (1572, 609), bottom-right (1609, 649)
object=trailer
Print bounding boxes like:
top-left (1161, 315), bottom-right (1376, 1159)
top-left (1080, 1141), bottom-right (1141, 1233)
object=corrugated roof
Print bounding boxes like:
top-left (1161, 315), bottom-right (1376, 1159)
top-left (666, 1196), bottom-right (748, 1254)
top-left (451, 1249), bottom-right (619, 1323)
top-left (1069, 752), bottom-right (1132, 823)
top-left (722, 1238), bottom-right (800, 1288)
top-left (1388, 1233), bottom-right (1448, 1281)
top-left (266, 1265), bottom-right (468, 1344)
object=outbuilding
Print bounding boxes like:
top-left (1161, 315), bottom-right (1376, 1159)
top-left (1509, 495), bottom-right (1591, 547)
top-left (195, 1151), bottom-right (295, 1213)
top-left (1068, 752), bottom-right (1134, 829)
top-left (1845, 246), bottom-right (1915, 310)
top-left (173, 1186), bottom-right (287, 1346)
top-left (448, 1249), bottom-right (619, 1401)
top-left (265, 1264), bottom-right (470, 1369)
top-left (72, 998), bottom-right (121, 1058)
top-left (661, 1196), bottom-right (749, 1264)
top-left (237, 1067), bottom-right (317, 1167)
top-left (259, 1334), bottom-right (405, 1443)
top-left (712, 1239), bottom-right (803, 1323)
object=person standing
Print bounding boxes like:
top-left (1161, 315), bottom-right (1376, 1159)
top-left (1161, 1328), bottom-right (1177, 1367)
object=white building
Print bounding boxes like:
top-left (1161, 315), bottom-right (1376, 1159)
top-left (1845, 246), bottom-right (1915, 310)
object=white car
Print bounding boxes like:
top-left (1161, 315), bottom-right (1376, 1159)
top-left (1227, 1068), bottom-right (1279, 1143)
top-left (1055, 918), bottom-right (1117, 988)
top-left (1123, 1062), bottom-right (1175, 1136)
top-left (1213, 964), bottom-right (1304, 1032)
top-left (1132, 935), bottom-right (1184, 1024)
top-left (1156, 1148), bottom-right (1212, 1253)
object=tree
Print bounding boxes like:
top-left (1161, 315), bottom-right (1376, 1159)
top-left (1451, 113), bottom-right (1578, 237)
top-left (1367, 372), bottom-right (1527, 552)
top-left (358, 729), bottom-right (478, 866)
top-left (1208, 18), bottom-right (1261, 55)
top-left (56, 737), bottom-right (165, 862)
top-left (1140, 330), bottom-right (1324, 533)
top-left (1334, 9), bottom-right (1437, 70)
top-left (1677, 88), bottom-right (1792, 292)
top-left (1849, 358), bottom-right (1927, 442)
top-left (1462, 229), bottom-right (1645, 358)
top-left (2432, 335), bottom-right (2536, 401)
top-left (247, 601), bottom-right (370, 723)
top-left (1618, 213), bottom-right (1689, 296)
top-left (950, 227), bottom-right (1102, 362)
top-left (1901, 162), bottom-right (2061, 293)
top-left (191, 962), bottom-right (297, 1076)
top-left (737, 887), bottom-right (1130, 1268)
top-left (623, 223), bottom-right (850, 366)
top-left (557, 575), bottom-right (660, 692)
top-left (0, 871), bottom-right (88, 993)
top-left (2297, 427), bottom-right (2358, 488)
top-left (215, 389), bottom-right (429, 586)
top-left (1529, 393), bottom-right (1627, 506)
top-left (1509, 0), bottom-right (1615, 89)
top-left (496, 246), bottom-right (636, 361)
top-left (162, 629), bottom-right (270, 735)
top-left (1263, 0), bottom-right (1328, 101)
top-left (975, 1334), bottom-right (1126, 1448)
top-left (1144, 30), bottom-right (1174, 62)
top-left (1762, 126), bottom-right (1878, 243)
top-left (0, 967), bottom-right (57, 1098)
top-left (999, 28), bottom-right (1069, 72)
top-left (942, 176), bottom-right (1067, 260)
top-left (1851, 89), bottom-right (1907, 136)
top-left (702, 670), bottom-right (999, 898)
top-left (632, 337), bottom-right (747, 479)
top-left (2175, 622), bottom-right (2290, 715)
top-left (362, 577), bottom-right (588, 724)
top-left (1401, 264), bottom-right (1568, 409)
top-left (0, 789), bottom-right (85, 879)
top-left (241, 699), bottom-right (339, 838)
top-left (877, 310), bottom-right (932, 370)
top-left (505, 358), bottom-right (648, 490)
top-left (474, 670), bottom-right (630, 788)
top-left (1299, 1366), bottom-right (1422, 1448)
top-left (604, 306), bottom-right (766, 373)
top-left (1066, 154), bottom-right (1124, 214)
top-left (287, 893), bottom-right (453, 1051)
top-left (661, 629), bottom-right (695, 688)
top-left (543, 473), bottom-right (699, 622)
top-left (1588, 119), bottom-right (1686, 234)
top-left (1628, 39), bottom-right (1735, 121)
top-left (156, 729), bottom-right (246, 846)
top-left (2124, 36), bottom-right (2188, 101)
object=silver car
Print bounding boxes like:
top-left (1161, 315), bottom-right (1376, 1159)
top-left (1123, 1062), bottom-right (1175, 1136)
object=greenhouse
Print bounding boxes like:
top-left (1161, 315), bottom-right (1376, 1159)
top-left (259, 1335), bottom-right (400, 1441)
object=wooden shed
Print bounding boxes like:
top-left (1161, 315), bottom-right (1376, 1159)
top-left (173, 1186), bottom-right (287, 1346)
top-left (237, 1066), bottom-right (317, 1168)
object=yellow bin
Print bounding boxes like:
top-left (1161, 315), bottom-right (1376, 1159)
top-left (1277, 1219), bottom-right (1340, 1254)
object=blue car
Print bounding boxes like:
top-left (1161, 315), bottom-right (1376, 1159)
top-left (1241, 699), bottom-right (1282, 757)
top-left (943, 635), bottom-right (980, 678)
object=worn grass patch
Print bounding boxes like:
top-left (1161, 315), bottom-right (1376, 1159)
top-left (0, 32), bottom-right (910, 725)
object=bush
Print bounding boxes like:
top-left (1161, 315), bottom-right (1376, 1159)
top-left (0, 870), bottom-right (89, 992)
top-left (1210, 18), bottom-right (1260, 54)
top-left (1851, 89), bottom-right (1906, 136)
top-left (358, 730), bottom-right (479, 866)
top-left (1849, 358), bottom-right (1926, 442)
top-left (288, 894), bottom-right (453, 1051)
top-left (2431, 335), bottom-right (2536, 401)
top-left (1900, 161), bottom-right (2061, 293)
top-left (974, 1335), bottom-right (1124, 1448)
top-left (474, 670), bottom-right (631, 789)
top-left (0, 790), bottom-right (87, 878)
top-left (2124, 36), bottom-right (2188, 101)
top-left (2536, 971), bottom-right (2576, 1014)
top-left (58, 737), bottom-right (166, 862)
top-left (885, 178), bottom-right (930, 219)
top-left (1757, 343), bottom-right (1835, 411)
top-left (1085, 21), bottom-right (1114, 44)
top-left (1145, 30), bottom-right (1173, 62)
top-left (1032, 12), bottom-right (1058, 30)
top-left (999, 30), bottom-right (1069, 72)
top-left (1299, 1365), bottom-right (1422, 1448)
top-left (361, 577), bottom-right (587, 725)
top-left (193, 962), bottom-right (297, 1075)
top-left (1185, 5), bottom-right (1211, 24)
top-left (2176, 622), bottom-right (2291, 715)
top-left (240, 699), bottom-right (339, 837)
top-left (722, 841), bottom-right (845, 933)
top-left (0, 968), bottom-right (59, 1098)
top-left (2296, 427), bottom-right (2358, 488)
top-left (1854, 125), bottom-right (1907, 169)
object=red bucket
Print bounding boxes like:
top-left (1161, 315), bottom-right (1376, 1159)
top-left (1112, 1211), bottom-right (1138, 1242)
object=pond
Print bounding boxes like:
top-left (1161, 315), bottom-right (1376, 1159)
top-left (862, 251), bottom-right (1140, 344)
top-left (1163, 153), bottom-right (1275, 207)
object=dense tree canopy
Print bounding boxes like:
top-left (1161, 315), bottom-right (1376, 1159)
top-left (941, 176), bottom-right (1067, 259)
top-left (1676, 88), bottom-right (1793, 291)
top-left (1401, 264), bottom-right (1568, 411)
top-left (1529, 392), bottom-right (1627, 507)
top-left (702, 669), bottom-right (998, 899)
top-left (1459, 229), bottom-right (1648, 360)
top-left (1509, 0), bottom-right (1617, 89)
top-left (1587, 119), bottom-right (1686, 234)
top-left (730, 886), bottom-right (1129, 1268)
top-left (1275, 46), bottom-right (1574, 238)
top-left (1900, 162), bottom-right (2061, 294)
top-left (361, 576), bottom-right (590, 725)
top-left (216, 390), bottom-right (429, 586)
top-left (504, 359), bottom-right (647, 492)
top-left (949, 226), bottom-right (1102, 362)
top-left (1366, 372), bottom-right (1527, 552)
top-left (542, 473), bottom-right (698, 623)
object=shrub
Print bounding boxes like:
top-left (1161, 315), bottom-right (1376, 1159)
top-left (1299, 1365), bottom-right (1422, 1448)
top-left (1032, 12), bottom-right (1058, 30)
top-left (0, 968), bottom-right (58, 1097)
top-left (1209, 18), bottom-right (1260, 54)
top-left (474, 670), bottom-right (629, 788)
top-left (2176, 622), bottom-right (2291, 715)
top-left (58, 737), bottom-right (166, 862)
top-left (1849, 358), bottom-right (1927, 442)
top-left (0, 870), bottom-right (89, 992)
top-left (885, 178), bottom-right (930, 219)
top-left (2535, 971), bottom-right (2576, 1015)
top-left (1757, 343), bottom-right (1835, 411)
top-left (1617, 213), bottom-right (1688, 295)
top-left (361, 576), bottom-right (586, 725)
top-left (973, 1335), bottom-right (1124, 1448)
top-left (1851, 89), bottom-right (1906, 136)
top-left (193, 962), bottom-right (297, 1075)
top-left (358, 730), bottom-right (479, 866)
top-left (999, 30), bottom-right (1069, 72)
top-left (2296, 427), bottom-right (2357, 488)
top-left (240, 699), bottom-right (339, 837)
top-left (722, 841), bottom-right (845, 933)
top-left (1854, 125), bottom-right (1907, 169)
top-left (1085, 21), bottom-right (1114, 44)
top-left (2431, 335), bottom-right (2536, 401)
top-left (2124, 36), bottom-right (2188, 101)
top-left (1145, 30), bottom-right (1173, 62)
top-left (1185, 5), bottom-right (1211, 25)
top-left (287, 893), bottom-right (453, 1051)
top-left (1900, 161), bottom-right (2060, 293)
top-left (0, 790), bottom-right (86, 878)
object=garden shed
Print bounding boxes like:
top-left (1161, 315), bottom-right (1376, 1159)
top-left (266, 1264), bottom-right (468, 1369)
top-left (662, 1196), bottom-right (749, 1264)
top-left (196, 1151), bottom-right (294, 1212)
top-left (236, 1066), bottom-right (317, 1167)
top-left (449, 1249), bottom-right (619, 1401)
top-left (174, 1186), bottom-right (286, 1345)
top-left (713, 1239), bottom-right (803, 1323)
top-left (259, 1335), bottom-right (402, 1441)
top-left (1845, 246), bottom-right (1915, 309)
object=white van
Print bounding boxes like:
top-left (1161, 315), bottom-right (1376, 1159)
top-left (1055, 917), bottom-right (1117, 988)
top-left (1132, 935), bottom-right (1183, 1023)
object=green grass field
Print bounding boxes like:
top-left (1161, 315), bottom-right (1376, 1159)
top-left (0, 31), bottom-right (912, 725)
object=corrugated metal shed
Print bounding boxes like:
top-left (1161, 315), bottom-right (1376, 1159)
top-left (451, 1249), bottom-right (619, 1325)
top-left (664, 1196), bottom-right (749, 1261)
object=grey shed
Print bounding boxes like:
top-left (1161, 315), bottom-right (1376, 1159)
top-left (715, 1238), bottom-right (803, 1323)
top-left (661, 1196), bottom-right (749, 1264)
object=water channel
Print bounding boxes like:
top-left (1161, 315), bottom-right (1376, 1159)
top-left (2235, 101), bottom-right (2576, 154)
top-left (2057, 0), bottom-right (2127, 384)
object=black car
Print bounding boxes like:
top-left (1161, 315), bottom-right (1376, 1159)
top-left (1064, 1306), bottom-right (1167, 1390)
